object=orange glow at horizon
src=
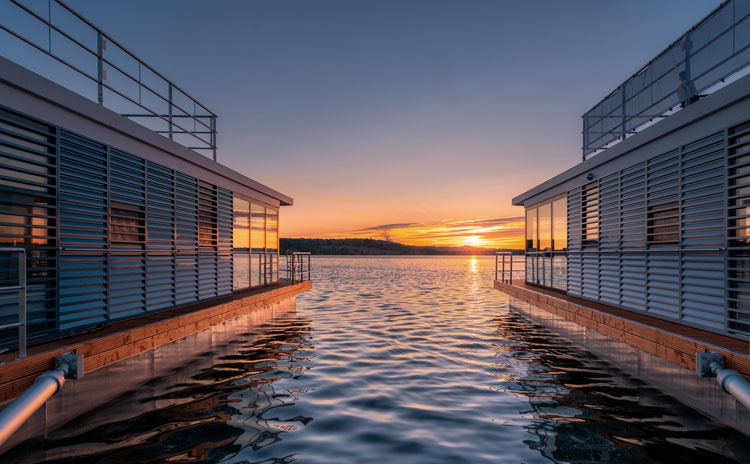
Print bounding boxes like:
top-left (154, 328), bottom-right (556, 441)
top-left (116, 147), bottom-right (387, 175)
top-left (462, 235), bottom-right (485, 247)
top-left (301, 216), bottom-right (525, 249)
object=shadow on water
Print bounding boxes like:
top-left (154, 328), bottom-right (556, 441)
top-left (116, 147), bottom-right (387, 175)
top-left (496, 312), bottom-right (749, 463)
top-left (6, 256), bottom-right (750, 463)
top-left (7, 314), bottom-right (314, 464)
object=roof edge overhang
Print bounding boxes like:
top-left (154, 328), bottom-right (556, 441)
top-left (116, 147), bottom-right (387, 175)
top-left (0, 56), bottom-right (293, 206)
top-left (512, 72), bottom-right (750, 208)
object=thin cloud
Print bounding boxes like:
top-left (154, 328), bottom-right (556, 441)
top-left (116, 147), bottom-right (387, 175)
top-left (339, 216), bottom-right (525, 248)
top-left (451, 217), bottom-right (524, 227)
top-left (356, 223), bottom-right (419, 232)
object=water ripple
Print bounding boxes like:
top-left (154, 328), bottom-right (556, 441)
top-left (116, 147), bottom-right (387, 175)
top-left (10, 256), bottom-right (750, 463)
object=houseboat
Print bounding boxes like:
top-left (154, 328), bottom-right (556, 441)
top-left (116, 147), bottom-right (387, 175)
top-left (495, 0), bottom-right (750, 434)
top-left (0, 0), bottom-right (311, 453)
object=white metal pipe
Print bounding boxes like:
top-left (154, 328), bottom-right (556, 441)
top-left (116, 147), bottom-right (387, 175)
top-left (710, 361), bottom-right (750, 411)
top-left (0, 363), bottom-right (69, 447)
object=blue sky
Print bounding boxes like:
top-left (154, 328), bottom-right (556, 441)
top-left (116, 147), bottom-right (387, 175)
top-left (9, 0), bottom-right (722, 242)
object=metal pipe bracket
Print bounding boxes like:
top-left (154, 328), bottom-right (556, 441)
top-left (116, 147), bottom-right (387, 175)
top-left (696, 352), bottom-right (724, 377)
top-left (54, 353), bottom-right (84, 379)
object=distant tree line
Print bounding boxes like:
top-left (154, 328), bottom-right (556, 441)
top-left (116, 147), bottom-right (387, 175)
top-left (280, 238), bottom-right (522, 256)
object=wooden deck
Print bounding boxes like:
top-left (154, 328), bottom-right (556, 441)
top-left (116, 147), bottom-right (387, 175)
top-left (495, 280), bottom-right (750, 376)
top-left (0, 280), bottom-right (312, 404)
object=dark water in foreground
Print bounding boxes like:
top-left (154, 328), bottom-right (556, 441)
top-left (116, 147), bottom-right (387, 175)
top-left (13, 256), bottom-right (750, 463)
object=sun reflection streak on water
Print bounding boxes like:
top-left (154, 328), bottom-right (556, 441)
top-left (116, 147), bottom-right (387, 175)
top-left (11, 256), bottom-right (750, 464)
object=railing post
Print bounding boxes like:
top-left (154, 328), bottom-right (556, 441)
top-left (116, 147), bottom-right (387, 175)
top-left (18, 250), bottom-right (26, 359)
top-left (96, 31), bottom-right (104, 105)
top-left (211, 117), bottom-right (217, 162)
top-left (620, 83), bottom-right (626, 140)
top-left (510, 254), bottom-right (513, 285)
top-left (168, 84), bottom-right (173, 140)
top-left (582, 116), bottom-right (587, 161)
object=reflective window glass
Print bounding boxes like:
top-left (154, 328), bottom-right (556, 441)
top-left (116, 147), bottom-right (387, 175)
top-left (552, 197), bottom-right (567, 250)
top-left (233, 196), bottom-right (250, 290)
top-left (538, 203), bottom-right (551, 251)
top-left (526, 208), bottom-right (537, 250)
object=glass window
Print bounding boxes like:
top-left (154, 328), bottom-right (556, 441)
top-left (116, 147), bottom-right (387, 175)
top-left (526, 208), bottom-right (537, 250)
top-left (266, 208), bottom-right (278, 283)
top-left (110, 201), bottom-right (145, 247)
top-left (552, 197), bottom-right (567, 250)
top-left (251, 203), bottom-right (266, 286)
top-left (581, 182), bottom-right (599, 245)
top-left (233, 196), bottom-right (250, 290)
top-left (198, 182), bottom-right (217, 249)
top-left (266, 208), bottom-right (278, 252)
top-left (647, 201), bottom-right (679, 244)
top-left (538, 203), bottom-right (551, 251)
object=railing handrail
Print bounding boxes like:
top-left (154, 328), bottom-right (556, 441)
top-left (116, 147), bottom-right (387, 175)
top-left (495, 251), bottom-right (514, 284)
top-left (284, 252), bottom-right (311, 284)
top-left (1, 0), bottom-right (218, 160)
top-left (0, 247), bottom-right (26, 359)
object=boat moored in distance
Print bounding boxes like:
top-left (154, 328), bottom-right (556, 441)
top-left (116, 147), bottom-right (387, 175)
top-left (496, 0), bottom-right (750, 436)
top-left (0, 0), bottom-right (311, 453)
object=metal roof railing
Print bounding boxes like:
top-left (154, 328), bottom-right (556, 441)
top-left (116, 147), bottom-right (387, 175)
top-left (582, 0), bottom-right (750, 160)
top-left (0, 0), bottom-right (218, 160)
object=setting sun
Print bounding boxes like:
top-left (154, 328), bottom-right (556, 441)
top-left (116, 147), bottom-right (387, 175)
top-left (462, 235), bottom-right (485, 247)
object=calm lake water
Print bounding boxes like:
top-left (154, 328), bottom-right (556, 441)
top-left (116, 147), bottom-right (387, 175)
top-left (12, 256), bottom-right (750, 463)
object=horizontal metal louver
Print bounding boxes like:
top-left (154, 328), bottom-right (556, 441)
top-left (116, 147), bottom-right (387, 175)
top-left (618, 163), bottom-right (646, 310)
top-left (680, 134), bottom-right (725, 331)
top-left (217, 187), bottom-right (233, 296)
top-left (646, 150), bottom-right (680, 320)
top-left (59, 131), bottom-right (108, 330)
top-left (562, 128), bottom-right (734, 337)
top-left (0, 105), bottom-right (283, 348)
top-left (109, 150), bottom-right (146, 320)
top-left (0, 106), bottom-right (58, 344)
top-left (198, 181), bottom-right (218, 300)
top-left (566, 188), bottom-right (582, 296)
top-left (175, 173), bottom-right (199, 306)
top-left (727, 121), bottom-right (750, 337)
top-left (146, 162), bottom-right (175, 312)
top-left (598, 172), bottom-right (619, 306)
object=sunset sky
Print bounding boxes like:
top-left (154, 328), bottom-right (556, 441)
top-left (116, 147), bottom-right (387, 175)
top-left (64, 0), bottom-right (716, 248)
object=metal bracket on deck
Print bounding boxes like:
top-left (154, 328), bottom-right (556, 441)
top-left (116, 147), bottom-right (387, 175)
top-left (696, 352), bottom-right (724, 377)
top-left (54, 353), bottom-right (84, 379)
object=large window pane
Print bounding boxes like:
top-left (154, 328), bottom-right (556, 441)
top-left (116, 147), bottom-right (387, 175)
top-left (552, 197), bottom-right (567, 250)
top-left (538, 203), bottom-right (551, 251)
top-left (551, 196), bottom-right (567, 291)
top-left (266, 208), bottom-right (278, 282)
top-left (526, 208), bottom-right (537, 250)
top-left (266, 208), bottom-right (278, 252)
top-left (251, 203), bottom-right (266, 286)
top-left (233, 196), bottom-right (249, 290)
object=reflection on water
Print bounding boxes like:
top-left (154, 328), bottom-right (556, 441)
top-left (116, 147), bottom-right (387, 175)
top-left (9, 256), bottom-right (750, 463)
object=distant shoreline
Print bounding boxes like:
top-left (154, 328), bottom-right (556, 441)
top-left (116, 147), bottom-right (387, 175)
top-left (280, 238), bottom-right (523, 256)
